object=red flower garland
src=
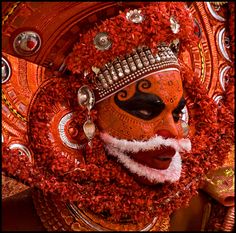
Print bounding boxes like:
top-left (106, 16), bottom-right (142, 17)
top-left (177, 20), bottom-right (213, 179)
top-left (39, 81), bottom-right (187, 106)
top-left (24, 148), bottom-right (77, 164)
top-left (2, 62), bottom-right (234, 224)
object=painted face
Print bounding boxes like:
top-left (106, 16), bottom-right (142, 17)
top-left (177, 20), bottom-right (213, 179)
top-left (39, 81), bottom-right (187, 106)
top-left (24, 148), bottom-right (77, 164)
top-left (96, 69), bottom-right (186, 178)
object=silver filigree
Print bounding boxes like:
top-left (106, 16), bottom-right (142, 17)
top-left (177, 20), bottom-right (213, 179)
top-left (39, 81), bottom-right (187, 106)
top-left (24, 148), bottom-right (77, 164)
top-left (77, 85), bottom-right (95, 111)
top-left (95, 45), bottom-right (179, 100)
top-left (213, 95), bottom-right (223, 105)
top-left (2, 57), bottom-right (11, 84)
top-left (170, 16), bottom-right (180, 34)
top-left (9, 143), bottom-right (32, 162)
top-left (93, 32), bottom-right (112, 51)
top-left (92, 66), bottom-right (100, 75)
top-left (58, 112), bottom-right (82, 150)
top-left (83, 119), bottom-right (96, 141)
top-left (218, 28), bottom-right (231, 61)
top-left (13, 31), bottom-right (41, 56)
top-left (206, 2), bottom-right (225, 22)
top-left (126, 9), bottom-right (144, 24)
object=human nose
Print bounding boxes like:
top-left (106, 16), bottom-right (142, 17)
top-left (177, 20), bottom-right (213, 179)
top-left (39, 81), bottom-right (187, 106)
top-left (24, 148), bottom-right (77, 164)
top-left (155, 114), bottom-right (179, 139)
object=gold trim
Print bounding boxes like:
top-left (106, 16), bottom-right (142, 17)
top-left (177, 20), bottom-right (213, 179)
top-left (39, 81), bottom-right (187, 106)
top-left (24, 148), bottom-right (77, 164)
top-left (198, 42), bottom-right (205, 83)
top-left (211, 2), bottom-right (228, 6)
top-left (200, 202), bottom-right (212, 231)
top-left (2, 92), bottom-right (27, 122)
top-left (222, 206), bottom-right (234, 231)
top-left (2, 2), bottom-right (21, 26)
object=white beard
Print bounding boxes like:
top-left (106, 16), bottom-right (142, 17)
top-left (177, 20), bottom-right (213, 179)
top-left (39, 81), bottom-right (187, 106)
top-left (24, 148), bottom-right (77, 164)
top-left (100, 133), bottom-right (191, 184)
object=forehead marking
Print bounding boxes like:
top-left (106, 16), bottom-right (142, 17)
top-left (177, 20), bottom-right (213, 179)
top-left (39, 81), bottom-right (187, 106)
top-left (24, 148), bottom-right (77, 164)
top-left (96, 68), bottom-right (180, 104)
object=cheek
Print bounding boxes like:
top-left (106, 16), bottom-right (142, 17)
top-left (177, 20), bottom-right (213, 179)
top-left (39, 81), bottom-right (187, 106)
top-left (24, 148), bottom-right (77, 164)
top-left (96, 100), bottom-right (155, 140)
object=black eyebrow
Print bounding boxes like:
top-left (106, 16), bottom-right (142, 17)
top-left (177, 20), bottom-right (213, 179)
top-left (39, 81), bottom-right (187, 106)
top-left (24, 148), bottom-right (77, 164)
top-left (122, 92), bottom-right (164, 107)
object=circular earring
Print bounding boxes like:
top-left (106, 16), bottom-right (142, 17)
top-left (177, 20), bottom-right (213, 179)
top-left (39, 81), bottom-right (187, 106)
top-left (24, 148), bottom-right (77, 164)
top-left (77, 85), bottom-right (96, 147)
top-left (181, 120), bottom-right (189, 137)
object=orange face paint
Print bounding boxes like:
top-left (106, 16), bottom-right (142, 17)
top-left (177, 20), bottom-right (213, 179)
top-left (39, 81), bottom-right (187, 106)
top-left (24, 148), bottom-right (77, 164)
top-left (97, 69), bottom-right (185, 141)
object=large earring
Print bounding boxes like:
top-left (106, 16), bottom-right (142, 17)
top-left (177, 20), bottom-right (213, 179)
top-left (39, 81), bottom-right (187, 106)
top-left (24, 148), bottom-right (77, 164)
top-left (181, 120), bottom-right (189, 137)
top-left (77, 85), bottom-right (96, 147)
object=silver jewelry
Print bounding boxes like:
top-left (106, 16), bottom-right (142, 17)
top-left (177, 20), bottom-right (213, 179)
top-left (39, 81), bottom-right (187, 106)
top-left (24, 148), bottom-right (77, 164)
top-left (94, 32), bottom-right (112, 51)
top-left (170, 16), bottom-right (180, 34)
top-left (126, 9), bottom-right (145, 24)
top-left (77, 85), bottom-right (96, 147)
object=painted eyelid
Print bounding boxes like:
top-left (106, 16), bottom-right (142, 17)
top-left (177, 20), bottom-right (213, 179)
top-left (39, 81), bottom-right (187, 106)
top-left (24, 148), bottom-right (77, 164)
top-left (125, 100), bottom-right (164, 109)
top-left (134, 103), bottom-right (165, 112)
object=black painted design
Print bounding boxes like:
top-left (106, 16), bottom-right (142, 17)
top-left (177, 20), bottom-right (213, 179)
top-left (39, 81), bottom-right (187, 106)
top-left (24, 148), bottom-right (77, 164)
top-left (114, 79), bottom-right (165, 120)
top-left (136, 79), bottom-right (151, 92)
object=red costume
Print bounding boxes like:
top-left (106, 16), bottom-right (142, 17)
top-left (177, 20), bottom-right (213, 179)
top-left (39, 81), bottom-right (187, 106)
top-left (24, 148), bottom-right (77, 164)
top-left (2, 2), bottom-right (234, 231)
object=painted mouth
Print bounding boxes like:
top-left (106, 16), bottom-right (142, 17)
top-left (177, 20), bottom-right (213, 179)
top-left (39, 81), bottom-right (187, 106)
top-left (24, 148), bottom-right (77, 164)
top-left (127, 146), bottom-right (176, 170)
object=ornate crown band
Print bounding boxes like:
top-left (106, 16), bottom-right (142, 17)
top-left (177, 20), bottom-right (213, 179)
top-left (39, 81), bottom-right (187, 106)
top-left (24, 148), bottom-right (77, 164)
top-left (94, 45), bottom-right (179, 102)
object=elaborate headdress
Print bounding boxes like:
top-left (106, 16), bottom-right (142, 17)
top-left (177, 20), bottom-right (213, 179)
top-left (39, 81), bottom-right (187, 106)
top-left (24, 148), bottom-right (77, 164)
top-left (67, 2), bottom-right (197, 102)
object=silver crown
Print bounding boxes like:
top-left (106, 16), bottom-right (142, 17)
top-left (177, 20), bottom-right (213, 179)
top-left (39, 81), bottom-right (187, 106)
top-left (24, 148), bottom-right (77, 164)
top-left (94, 45), bottom-right (179, 102)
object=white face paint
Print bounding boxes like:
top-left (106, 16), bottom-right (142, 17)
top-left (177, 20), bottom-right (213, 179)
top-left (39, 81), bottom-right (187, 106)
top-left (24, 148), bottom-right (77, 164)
top-left (100, 133), bottom-right (191, 184)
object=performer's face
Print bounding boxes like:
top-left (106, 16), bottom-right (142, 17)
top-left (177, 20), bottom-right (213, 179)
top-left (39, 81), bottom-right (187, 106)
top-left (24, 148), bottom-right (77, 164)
top-left (97, 69), bottom-right (187, 181)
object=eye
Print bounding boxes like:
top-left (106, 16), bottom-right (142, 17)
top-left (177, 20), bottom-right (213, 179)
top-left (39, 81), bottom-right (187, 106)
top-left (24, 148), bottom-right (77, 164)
top-left (131, 107), bottom-right (154, 119)
top-left (138, 109), bottom-right (152, 116)
top-left (114, 90), bottom-right (165, 121)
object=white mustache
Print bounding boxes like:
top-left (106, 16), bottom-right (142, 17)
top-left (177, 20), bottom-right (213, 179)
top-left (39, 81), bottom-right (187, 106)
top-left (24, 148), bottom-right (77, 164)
top-left (100, 133), bottom-right (191, 154)
top-left (105, 145), bottom-right (182, 183)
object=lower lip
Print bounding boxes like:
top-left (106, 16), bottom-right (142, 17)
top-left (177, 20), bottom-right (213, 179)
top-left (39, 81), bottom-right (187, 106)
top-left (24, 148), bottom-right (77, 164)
top-left (151, 157), bottom-right (173, 170)
top-left (128, 149), bottom-right (175, 170)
